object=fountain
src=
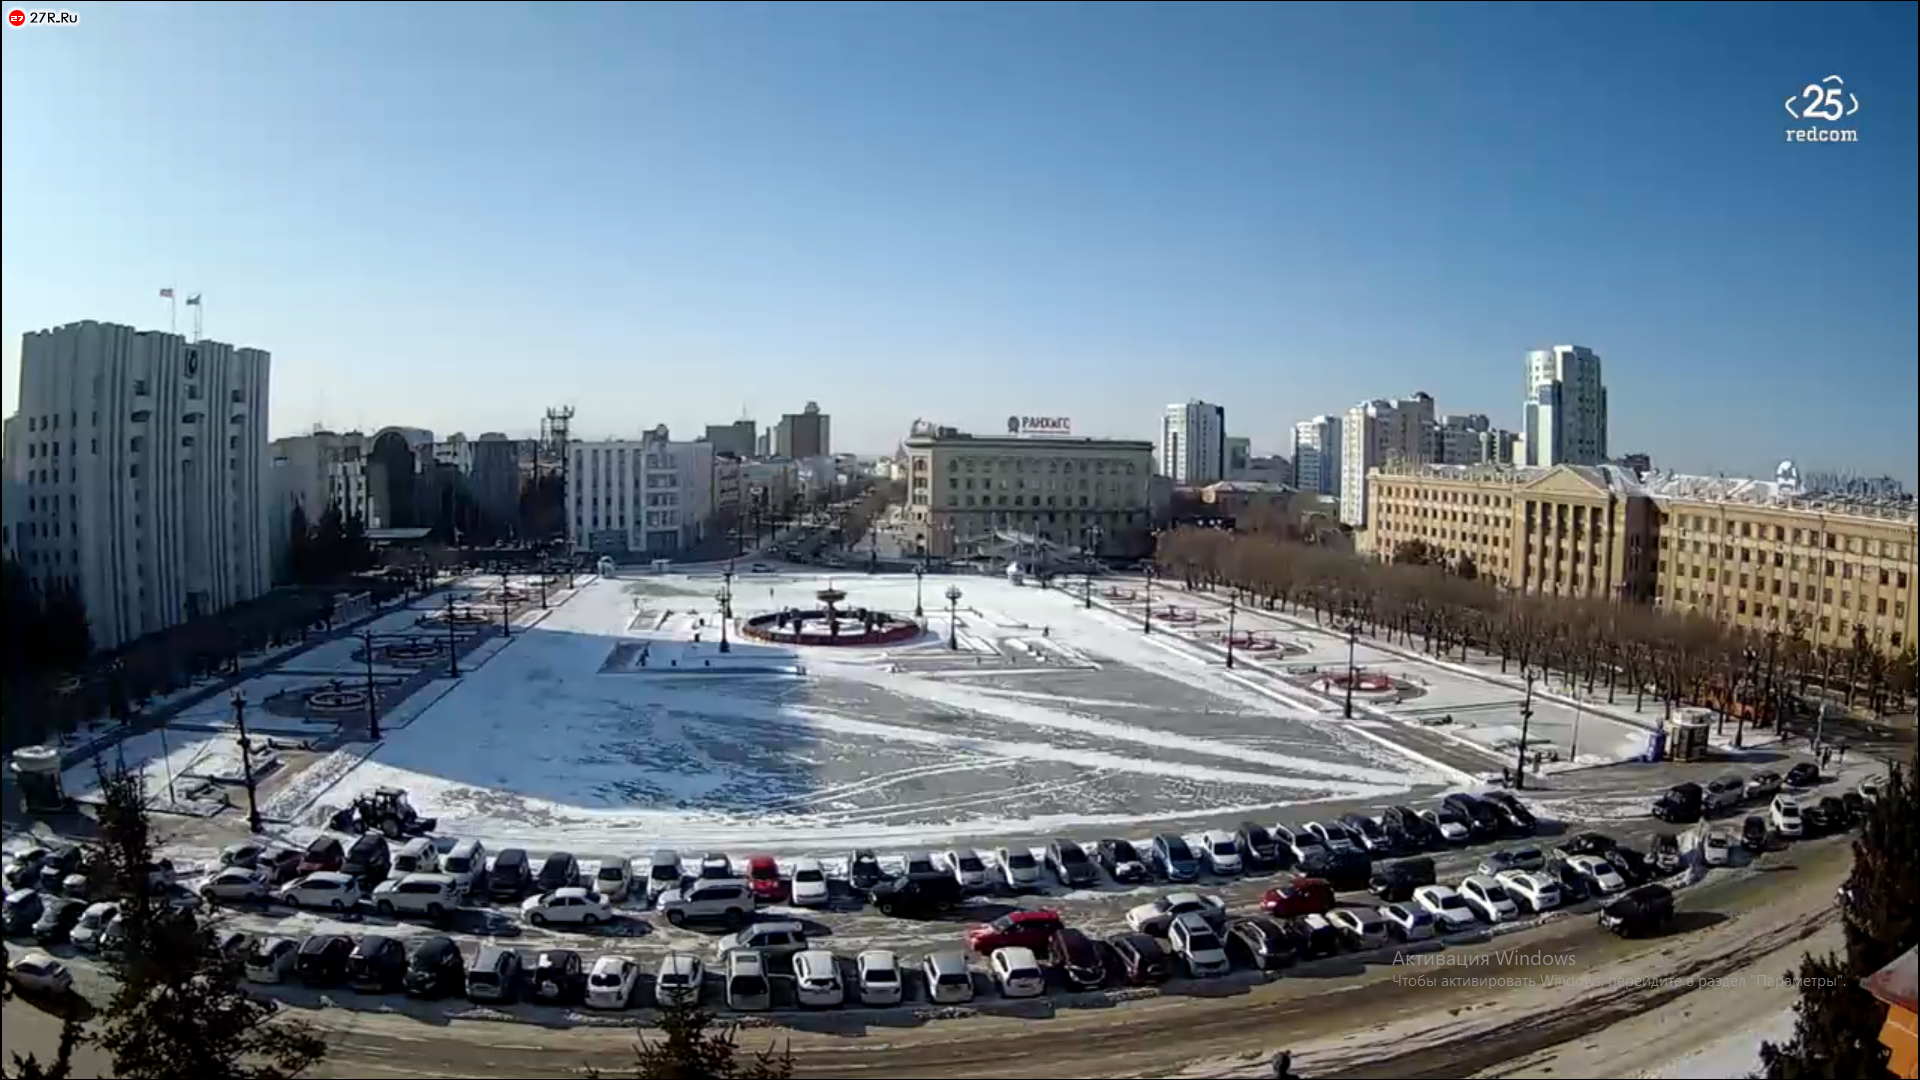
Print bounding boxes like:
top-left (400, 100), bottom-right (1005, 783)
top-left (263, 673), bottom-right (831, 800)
top-left (740, 581), bottom-right (922, 647)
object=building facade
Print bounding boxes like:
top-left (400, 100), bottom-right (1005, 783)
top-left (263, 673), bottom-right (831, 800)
top-left (1522, 345), bottom-right (1608, 467)
top-left (1159, 400), bottom-right (1226, 485)
top-left (1340, 393), bottom-right (1434, 528)
top-left (774, 402), bottom-right (830, 460)
top-left (268, 429), bottom-right (367, 581)
top-left (1430, 413), bottom-right (1491, 465)
top-left (1479, 427), bottom-right (1519, 466)
top-left (8, 320), bottom-right (271, 649)
top-left (567, 427), bottom-right (715, 556)
top-left (1365, 463), bottom-right (1919, 653)
top-left (903, 428), bottom-right (1155, 558)
top-left (703, 420), bottom-right (757, 459)
top-left (470, 432), bottom-right (522, 540)
top-left (1292, 414), bottom-right (1341, 496)
top-left (1225, 436), bottom-right (1252, 479)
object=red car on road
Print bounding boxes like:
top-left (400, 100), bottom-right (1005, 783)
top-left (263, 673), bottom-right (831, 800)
top-left (1261, 876), bottom-right (1335, 917)
top-left (745, 855), bottom-right (787, 904)
top-left (966, 909), bottom-right (1064, 955)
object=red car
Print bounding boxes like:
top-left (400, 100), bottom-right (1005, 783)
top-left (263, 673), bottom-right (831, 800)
top-left (966, 909), bottom-right (1064, 955)
top-left (298, 836), bottom-right (344, 877)
top-left (746, 855), bottom-right (787, 903)
top-left (1261, 876), bottom-right (1335, 917)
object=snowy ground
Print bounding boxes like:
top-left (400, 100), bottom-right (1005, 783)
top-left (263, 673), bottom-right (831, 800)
top-left (307, 567), bottom-right (1448, 852)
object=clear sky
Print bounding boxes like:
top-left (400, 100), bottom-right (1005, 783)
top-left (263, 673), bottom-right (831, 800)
top-left (3, 2), bottom-right (1915, 480)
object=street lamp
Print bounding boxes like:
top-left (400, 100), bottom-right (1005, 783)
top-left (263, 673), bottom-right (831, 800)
top-left (358, 628), bottom-right (382, 740)
top-left (913, 563), bottom-right (925, 619)
top-left (1225, 592), bottom-right (1239, 669)
top-left (717, 560), bottom-right (736, 654)
top-left (232, 689), bottom-right (264, 834)
top-left (1514, 668), bottom-right (1536, 790)
top-left (1143, 563), bottom-right (1157, 635)
top-left (1343, 621), bottom-right (1360, 719)
top-left (945, 584), bottom-right (963, 651)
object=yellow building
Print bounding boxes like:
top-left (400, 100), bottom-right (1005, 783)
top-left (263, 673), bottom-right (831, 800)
top-left (1367, 463), bottom-right (1918, 653)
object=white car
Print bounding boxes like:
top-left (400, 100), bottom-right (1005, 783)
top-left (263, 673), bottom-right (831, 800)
top-left (1702, 830), bottom-right (1733, 867)
top-left (922, 950), bottom-right (975, 1004)
top-left (750, 562), bottom-right (774, 574)
top-left (1495, 870), bottom-right (1562, 913)
top-left (651, 953), bottom-right (701, 1008)
top-left (790, 857), bottom-right (830, 908)
top-left (1420, 809), bottom-right (1470, 844)
top-left (1126, 891), bottom-right (1229, 936)
top-left (1326, 907), bottom-right (1389, 948)
top-left (1199, 830), bottom-right (1243, 875)
top-left (1565, 854), bottom-right (1627, 894)
top-left (725, 950), bottom-right (770, 1011)
top-left (592, 859), bottom-right (632, 903)
top-left (6, 952), bottom-right (72, 995)
top-left (278, 871), bottom-right (363, 911)
top-left (1271, 823), bottom-right (1325, 863)
top-left (522, 886), bottom-right (614, 927)
top-left (1377, 902), bottom-right (1436, 942)
top-left (989, 946), bottom-right (1046, 998)
top-left (856, 949), bottom-right (903, 1006)
top-left (1771, 795), bottom-right (1804, 837)
top-left (1858, 778), bottom-right (1882, 803)
top-left (220, 841), bottom-right (267, 868)
top-left (202, 867), bottom-right (272, 906)
top-left (391, 837), bottom-right (440, 876)
top-left (587, 954), bottom-right (642, 1010)
top-left (373, 872), bottom-right (459, 917)
top-left (1459, 875), bottom-right (1520, 923)
top-left (995, 847), bottom-right (1042, 891)
top-left (1169, 911), bottom-right (1230, 977)
top-left (943, 849), bottom-right (991, 891)
top-left (70, 901), bottom-right (119, 951)
top-left (1413, 885), bottom-right (1477, 931)
top-left (714, 921), bottom-right (808, 961)
top-left (1304, 821), bottom-right (1355, 854)
top-left (793, 949), bottom-right (844, 1007)
top-left (244, 936), bottom-right (300, 984)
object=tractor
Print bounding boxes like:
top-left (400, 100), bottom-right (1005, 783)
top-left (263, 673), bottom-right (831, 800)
top-left (328, 787), bottom-right (437, 839)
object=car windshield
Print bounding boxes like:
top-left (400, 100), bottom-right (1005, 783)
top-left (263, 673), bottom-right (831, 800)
top-left (1059, 846), bottom-right (1087, 864)
top-left (1779, 804), bottom-right (1799, 816)
top-left (865, 967), bottom-right (897, 983)
top-left (441, 855), bottom-right (469, 873)
top-left (1165, 839), bottom-right (1192, 859)
top-left (468, 970), bottom-right (498, 985)
top-left (593, 971), bottom-right (625, 986)
top-left (956, 856), bottom-right (983, 872)
top-left (1408, 909), bottom-right (1433, 924)
top-left (1484, 884), bottom-right (1510, 903)
top-left (1007, 852), bottom-right (1037, 869)
top-left (1009, 967), bottom-right (1041, 981)
top-left (1186, 932), bottom-right (1221, 951)
top-left (1591, 861), bottom-right (1618, 876)
top-left (651, 865), bottom-right (679, 881)
top-left (907, 858), bottom-right (934, 874)
top-left (597, 867), bottom-right (623, 881)
top-left (1211, 841), bottom-right (1236, 856)
top-left (1440, 894), bottom-right (1469, 910)
top-left (751, 863), bottom-right (778, 879)
top-left (731, 976), bottom-right (768, 995)
top-left (1437, 810), bottom-right (1464, 825)
top-left (796, 868), bottom-right (824, 883)
top-left (938, 973), bottom-right (970, 987)
top-left (657, 973), bottom-right (685, 986)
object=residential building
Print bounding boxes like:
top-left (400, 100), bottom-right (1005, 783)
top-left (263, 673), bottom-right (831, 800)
top-left (1291, 415), bottom-right (1341, 497)
top-left (703, 420), bottom-right (757, 459)
top-left (903, 426), bottom-right (1155, 559)
top-left (712, 453), bottom-right (743, 533)
top-left (567, 426), bottom-right (714, 556)
top-left (1159, 400), bottom-right (1226, 485)
top-left (7, 320), bottom-right (271, 649)
top-left (774, 402), bottom-right (830, 459)
top-left (1224, 436), bottom-right (1252, 479)
top-left (1522, 345), bottom-right (1609, 467)
top-left (1479, 428), bottom-right (1519, 466)
top-left (741, 458), bottom-right (798, 520)
top-left (1430, 413), bottom-right (1491, 465)
top-left (1198, 480), bottom-right (1298, 521)
top-left (1340, 393), bottom-right (1434, 528)
top-left (365, 426), bottom-right (433, 530)
top-left (1365, 462), bottom-right (1918, 653)
top-left (470, 433), bottom-right (522, 540)
top-left (1243, 454), bottom-right (1294, 487)
top-left (268, 429), bottom-right (367, 580)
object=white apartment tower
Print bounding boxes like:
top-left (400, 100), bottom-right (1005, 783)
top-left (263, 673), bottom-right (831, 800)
top-left (1522, 345), bottom-right (1608, 467)
top-left (1340, 392), bottom-right (1435, 528)
top-left (567, 425), bottom-right (715, 556)
top-left (9, 320), bottom-right (272, 648)
top-left (1291, 415), bottom-right (1342, 496)
top-left (1159, 400), bottom-right (1226, 485)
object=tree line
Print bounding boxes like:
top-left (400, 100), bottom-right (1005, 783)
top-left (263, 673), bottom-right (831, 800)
top-left (1153, 525), bottom-right (1919, 725)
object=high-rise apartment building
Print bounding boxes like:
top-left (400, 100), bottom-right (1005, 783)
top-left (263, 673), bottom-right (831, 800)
top-left (1340, 392), bottom-right (1434, 527)
top-left (470, 433), bottom-right (522, 539)
top-left (567, 426), bottom-right (715, 555)
top-left (1225, 436), bottom-right (1252, 480)
top-left (774, 402), bottom-right (830, 459)
top-left (1159, 400), bottom-right (1226, 485)
top-left (8, 320), bottom-right (271, 648)
top-left (703, 420), bottom-right (758, 459)
top-left (1429, 413), bottom-right (1491, 465)
top-left (1522, 345), bottom-right (1608, 467)
top-left (1291, 415), bottom-right (1342, 497)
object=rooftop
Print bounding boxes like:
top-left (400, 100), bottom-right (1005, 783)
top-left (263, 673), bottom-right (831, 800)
top-left (1373, 462), bottom-right (1918, 523)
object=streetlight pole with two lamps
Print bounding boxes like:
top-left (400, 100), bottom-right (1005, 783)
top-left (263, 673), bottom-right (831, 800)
top-left (945, 584), bottom-right (964, 651)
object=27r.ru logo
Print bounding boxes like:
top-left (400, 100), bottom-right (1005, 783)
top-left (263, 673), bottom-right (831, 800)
top-left (7, 11), bottom-right (24, 26)
top-left (8, 8), bottom-right (82, 25)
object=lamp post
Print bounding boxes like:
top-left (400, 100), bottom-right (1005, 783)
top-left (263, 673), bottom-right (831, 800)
top-left (1225, 592), bottom-right (1239, 669)
top-left (538, 559), bottom-right (549, 608)
top-left (1514, 668), bottom-right (1536, 790)
top-left (1143, 563), bottom-right (1156, 635)
top-left (945, 585), bottom-right (963, 651)
top-left (232, 689), bottom-right (264, 834)
top-left (499, 570), bottom-right (512, 639)
top-left (717, 559), bottom-right (735, 654)
top-left (913, 562), bottom-right (925, 619)
top-left (444, 594), bottom-right (460, 678)
top-left (1761, 623), bottom-right (1780, 735)
top-left (1735, 644), bottom-right (1759, 750)
top-left (1343, 621), bottom-right (1360, 719)
top-left (358, 628), bottom-right (382, 740)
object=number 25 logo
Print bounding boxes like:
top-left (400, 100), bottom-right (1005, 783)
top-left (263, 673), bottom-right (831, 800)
top-left (1786, 75), bottom-right (1860, 122)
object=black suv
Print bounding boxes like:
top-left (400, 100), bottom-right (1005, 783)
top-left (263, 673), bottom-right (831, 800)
top-left (349, 935), bottom-right (408, 993)
top-left (1234, 823), bottom-right (1283, 869)
top-left (1382, 805), bottom-right (1436, 849)
top-left (297, 934), bottom-right (354, 986)
top-left (405, 936), bottom-right (466, 998)
top-left (1480, 791), bottom-right (1538, 833)
top-left (867, 874), bottom-right (961, 918)
top-left (529, 949), bottom-right (583, 1003)
top-left (1046, 839), bottom-right (1098, 887)
top-left (1441, 793), bottom-right (1501, 838)
top-left (1653, 783), bottom-right (1704, 823)
top-left (1050, 928), bottom-right (1106, 989)
top-left (1599, 884), bottom-right (1674, 938)
top-left (1094, 839), bottom-right (1150, 882)
top-left (847, 849), bottom-right (885, 891)
top-left (1107, 932), bottom-right (1170, 984)
top-left (537, 852), bottom-right (580, 892)
top-left (342, 834), bottom-right (391, 886)
top-left (1299, 848), bottom-right (1370, 891)
top-left (1369, 856), bottom-right (1436, 902)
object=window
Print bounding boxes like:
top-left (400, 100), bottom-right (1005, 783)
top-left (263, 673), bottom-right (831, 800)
top-left (1877, 598), bottom-right (1888, 615)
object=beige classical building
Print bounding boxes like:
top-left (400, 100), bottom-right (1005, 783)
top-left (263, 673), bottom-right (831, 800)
top-left (1367, 463), bottom-right (1918, 654)
top-left (903, 425), bottom-right (1154, 558)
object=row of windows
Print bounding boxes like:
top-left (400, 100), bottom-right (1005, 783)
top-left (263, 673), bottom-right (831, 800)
top-left (1375, 485), bottom-right (1515, 508)
top-left (927, 456), bottom-right (1141, 476)
top-left (1666, 514), bottom-right (1910, 559)
top-left (573, 450), bottom-right (680, 471)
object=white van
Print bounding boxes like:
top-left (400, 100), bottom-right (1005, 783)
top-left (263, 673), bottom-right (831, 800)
top-left (725, 950), bottom-right (771, 1012)
top-left (792, 949), bottom-right (844, 1008)
top-left (392, 838), bottom-right (439, 876)
top-left (440, 839), bottom-right (487, 896)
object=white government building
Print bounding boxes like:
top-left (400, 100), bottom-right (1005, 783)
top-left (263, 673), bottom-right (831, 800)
top-left (567, 425), bottom-right (716, 557)
top-left (6, 320), bottom-right (272, 649)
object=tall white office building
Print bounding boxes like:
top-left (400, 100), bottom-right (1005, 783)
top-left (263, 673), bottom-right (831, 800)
top-left (1522, 345), bottom-right (1608, 467)
top-left (8, 320), bottom-right (271, 649)
top-left (1291, 415), bottom-right (1342, 496)
top-left (1340, 392), bottom-right (1434, 528)
top-left (568, 425), bottom-right (715, 556)
top-left (1159, 400), bottom-right (1226, 485)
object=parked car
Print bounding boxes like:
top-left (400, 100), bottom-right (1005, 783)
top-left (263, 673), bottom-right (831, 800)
top-left (1371, 856), bottom-right (1437, 902)
top-left (1287, 913), bottom-right (1341, 959)
top-left (1842, 790), bottom-right (1868, 820)
top-left (348, 934), bottom-right (409, 993)
top-left (1271, 823), bottom-right (1326, 863)
top-left (1418, 808), bottom-right (1469, 845)
top-left (1599, 883), bottom-right (1675, 937)
top-left (645, 954), bottom-right (697, 1008)
top-left (1818, 795), bottom-right (1851, 832)
top-left (70, 901), bottom-right (118, 951)
top-left (374, 872), bottom-right (459, 918)
top-left (1565, 854), bottom-right (1627, 894)
top-left (715, 921), bottom-right (809, 962)
top-left (901, 851), bottom-right (943, 883)
top-left (1200, 830), bottom-right (1244, 875)
top-left (1149, 834), bottom-right (1201, 882)
top-left (1046, 839), bottom-right (1099, 886)
top-left (1226, 916), bottom-right (1295, 970)
top-left (1044, 928), bottom-right (1104, 989)
top-left (725, 950), bottom-right (771, 1011)
top-left (342, 833), bottom-right (391, 885)
top-left (7, 890), bottom-right (50, 937)
top-left (1377, 902), bottom-right (1436, 942)
top-left (990, 946), bottom-right (1046, 997)
top-left (854, 948), bottom-right (903, 1005)
top-left (298, 836), bottom-right (344, 876)
top-left (943, 849), bottom-right (991, 891)
top-left (1546, 860), bottom-right (1592, 904)
top-left (868, 874), bottom-right (961, 918)
top-left (403, 937), bottom-right (466, 998)
top-left (996, 847), bottom-right (1043, 891)
top-left (1653, 783), bottom-right (1704, 824)
top-left (1495, 870), bottom-right (1562, 913)
top-left (787, 857), bottom-right (830, 908)
top-left (1262, 876), bottom-right (1336, 917)
top-left (440, 839), bottom-right (487, 896)
top-left (1459, 875), bottom-right (1520, 923)
top-left (221, 841), bottom-right (267, 868)
top-left (488, 847), bottom-right (534, 901)
top-left (32, 897), bottom-right (83, 945)
top-left (1126, 891), bottom-right (1228, 936)
top-left (245, 936), bottom-right (300, 984)
top-left (921, 950), bottom-right (976, 1003)
top-left (793, 949), bottom-right (845, 1007)
top-left (1298, 848), bottom-right (1372, 891)
top-left (296, 934), bottom-right (355, 986)
top-left (1304, 821), bottom-right (1355, 854)
top-left (1441, 793), bottom-right (1501, 837)
top-left (1742, 814), bottom-right (1771, 852)
top-left (593, 859), bottom-right (632, 903)
top-left (1651, 832), bottom-right (1682, 872)
top-left (1704, 774), bottom-right (1746, 812)
top-left (1478, 847), bottom-right (1545, 876)
top-left (522, 886), bottom-right (614, 927)
top-left (745, 855), bottom-right (787, 904)
top-left (967, 910), bottom-right (1064, 955)
top-left (656, 880), bottom-right (753, 927)
top-left (846, 849), bottom-right (885, 891)
top-left (1095, 838), bottom-right (1150, 882)
top-left (693, 852), bottom-right (732, 881)
top-left (1168, 911), bottom-right (1230, 977)
top-left (538, 852), bottom-right (581, 892)
top-left (3, 850), bottom-right (50, 890)
top-left (280, 871), bottom-right (363, 912)
top-left (392, 837), bottom-right (440, 876)
top-left (1383, 805), bottom-right (1437, 848)
top-left (1746, 771), bottom-right (1784, 801)
top-left (1560, 832), bottom-right (1617, 857)
top-left (202, 866), bottom-right (271, 906)
top-left (1413, 885), bottom-right (1476, 932)
top-left (216, 928), bottom-right (252, 962)
top-left (1701, 829), bottom-right (1733, 866)
top-left (1326, 907), bottom-right (1389, 948)
top-left (466, 943), bottom-right (522, 1003)
top-left (581, 954), bottom-right (640, 1010)
top-left (1770, 794), bottom-right (1804, 837)
top-left (528, 949), bottom-right (584, 1003)
top-left (1234, 824), bottom-right (1283, 869)
top-left (1786, 762), bottom-right (1821, 788)
top-left (644, 850), bottom-right (683, 900)
top-left (1481, 791), bottom-right (1538, 833)
top-left (6, 952), bottom-right (71, 995)
top-left (1338, 813), bottom-right (1391, 853)
top-left (36, 848), bottom-right (84, 893)
top-left (1108, 931), bottom-right (1172, 984)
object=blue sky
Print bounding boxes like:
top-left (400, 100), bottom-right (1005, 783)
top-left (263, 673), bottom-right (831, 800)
top-left (3, 2), bottom-right (1915, 480)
